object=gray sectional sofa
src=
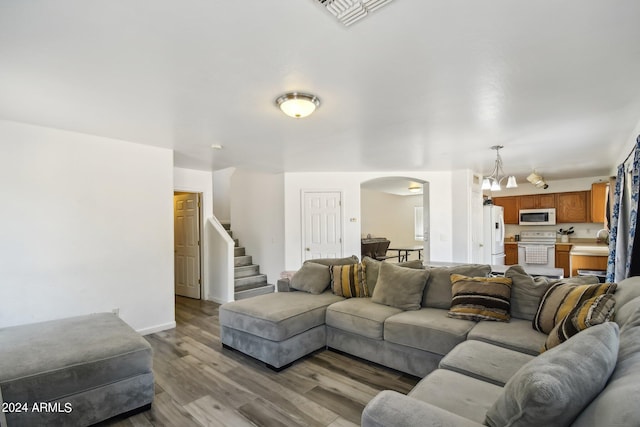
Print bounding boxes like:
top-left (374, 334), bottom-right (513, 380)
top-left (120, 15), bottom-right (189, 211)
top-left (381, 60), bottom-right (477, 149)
top-left (219, 256), bottom-right (640, 426)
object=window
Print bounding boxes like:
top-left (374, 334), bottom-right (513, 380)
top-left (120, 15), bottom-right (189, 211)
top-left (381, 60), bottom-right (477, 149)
top-left (414, 206), bottom-right (423, 241)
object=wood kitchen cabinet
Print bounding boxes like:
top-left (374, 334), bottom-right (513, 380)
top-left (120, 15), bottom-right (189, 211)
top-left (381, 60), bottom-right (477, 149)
top-left (556, 191), bottom-right (589, 223)
top-left (519, 194), bottom-right (556, 209)
top-left (555, 244), bottom-right (572, 277)
top-left (505, 244), bottom-right (518, 265)
top-left (492, 197), bottom-right (519, 224)
top-left (591, 182), bottom-right (608, 223)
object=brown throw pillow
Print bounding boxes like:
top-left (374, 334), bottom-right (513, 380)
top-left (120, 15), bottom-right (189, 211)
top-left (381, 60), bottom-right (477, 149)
top-left (423, 264), bottom-right (492, 309)
top-left (448, 274), bottom-right (512, 322)
top-left (533, 279), bottom-right (616, 334)
top-left (330, 264), bottom-right (369, 298)
top-left (542, 294), bottom-right (616, 352)
top-left (371, 262), bottom-right (429, 310)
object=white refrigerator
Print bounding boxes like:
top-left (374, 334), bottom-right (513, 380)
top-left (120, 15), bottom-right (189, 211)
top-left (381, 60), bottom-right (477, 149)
top-left (483, 205), bottom-right (505, 265)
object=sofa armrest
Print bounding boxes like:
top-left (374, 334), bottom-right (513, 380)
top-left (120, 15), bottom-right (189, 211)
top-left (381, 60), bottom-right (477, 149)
top-left (362, 391), bottom-right (483, 427)
top-left (277, 278), bottom-right (295, 292)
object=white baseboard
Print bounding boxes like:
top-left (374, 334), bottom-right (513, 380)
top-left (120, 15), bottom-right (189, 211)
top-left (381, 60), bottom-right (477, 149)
top-left (137, 321), bottom-right (176, 336)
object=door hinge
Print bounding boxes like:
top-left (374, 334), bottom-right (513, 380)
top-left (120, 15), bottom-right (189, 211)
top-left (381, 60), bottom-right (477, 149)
top-left (198, 278), bottom-right (201, 284)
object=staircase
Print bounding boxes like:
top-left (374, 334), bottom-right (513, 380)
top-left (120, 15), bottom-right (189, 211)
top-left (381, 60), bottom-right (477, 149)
top-left (223, 223), bottom-right (275, 300)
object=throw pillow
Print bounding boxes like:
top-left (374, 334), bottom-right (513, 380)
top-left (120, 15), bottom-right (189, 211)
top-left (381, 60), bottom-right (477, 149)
top-left (330, 263), bottom-right (369, 298)
top-left (362, 256), bottom-right (424, 294)
top-left (485, 322), bottom-right (619, 427)
top-left (290, 262), bottom-right (331, 294)
top-left (448, 274), bottom-right (512, 322)
top-left (422, 264), bottom-right (492, 309)
top-left (371, 262), bottom-right (430, 310)
top-left (542, 294), bottom-right (616, 351)
top-left (504, 265), bottom-right (554, 321)
top-left (533, 279), bottom-right (616, 334)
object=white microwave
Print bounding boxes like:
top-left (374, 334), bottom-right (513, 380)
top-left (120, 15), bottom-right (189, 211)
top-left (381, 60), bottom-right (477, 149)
top-left (519, 208), bottom-right (556, 225)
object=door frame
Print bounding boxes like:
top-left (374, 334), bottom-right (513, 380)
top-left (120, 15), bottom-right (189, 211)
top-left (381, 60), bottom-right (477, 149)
top-left (300, 189), bottom-right (345, 261)
top-left (173, 190), bottom-right (203, 299)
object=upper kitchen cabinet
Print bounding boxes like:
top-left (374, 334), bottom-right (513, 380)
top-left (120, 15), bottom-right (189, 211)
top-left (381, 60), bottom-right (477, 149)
top-left (518, 194), bottom-right (556, 209)
top-left (492, 196), bottom-right (519, 224)
top-left (556, 191), bottom-right (589, 223)
top-left (591, 182), bottom-right (609, 223)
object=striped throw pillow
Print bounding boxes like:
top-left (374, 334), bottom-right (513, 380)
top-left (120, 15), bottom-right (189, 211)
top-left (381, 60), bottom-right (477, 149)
top-left (330, 264), bottom-right (369, 298)
top-left (533, 281), bottom-right (617, 334)
top-left (448, 274), bottom-right (512, 322)
top-left (542, 294), bottom-right (616, 352)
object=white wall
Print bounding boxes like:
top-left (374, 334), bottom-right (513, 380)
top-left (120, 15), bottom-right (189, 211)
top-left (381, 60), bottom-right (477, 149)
top-left (230, 169), bottom-right (285, 285)
top-left (283, 171), bottom-right (460, 269)
top-left (174, 167), bottom-right (215, 300)
top-left (213, 167), bottom-right (234, 223)
top-left (0, 120), bottom-right (175, 334)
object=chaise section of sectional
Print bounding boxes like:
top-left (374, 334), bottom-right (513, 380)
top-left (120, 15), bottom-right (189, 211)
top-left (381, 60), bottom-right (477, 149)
top-left (219, 291), bottom-right (343, 370)
top-left (0, 313), bottom-right (154, 427)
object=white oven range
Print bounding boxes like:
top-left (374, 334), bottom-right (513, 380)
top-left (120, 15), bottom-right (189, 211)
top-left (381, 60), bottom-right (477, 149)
top-left (517, 231), bottom-right (556, 269)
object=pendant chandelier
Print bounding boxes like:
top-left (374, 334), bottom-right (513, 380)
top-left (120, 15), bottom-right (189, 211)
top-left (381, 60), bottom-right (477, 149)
top-left (482, 145), bottom-right (517, 191)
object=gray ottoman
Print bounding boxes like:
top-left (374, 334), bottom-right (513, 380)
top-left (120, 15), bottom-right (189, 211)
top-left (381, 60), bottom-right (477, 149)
top-left (0, 313), bottom-right (154, 427)
top-left (220, 291), bottom-right (343, 370)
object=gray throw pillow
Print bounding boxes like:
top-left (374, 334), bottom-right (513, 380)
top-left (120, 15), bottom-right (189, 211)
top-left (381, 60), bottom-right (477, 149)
top-left (423, 264), bottom-right (491, 309)
top-left (371, 262), bottom-right (430, 310)
top-left (486, 322), bottom-right (620, 427)
top-left (362, 256), bottom-right (424, 294)
top-left (290, 262), bottom-right (331, 294)
top-left (304, 255), bottom-right (359, 267)
top-left (505, 265), bottom-right (553, 321)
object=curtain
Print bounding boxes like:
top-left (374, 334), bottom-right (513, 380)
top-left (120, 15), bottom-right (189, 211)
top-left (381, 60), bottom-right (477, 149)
top-left (607, 135), bottom-right (640, 282)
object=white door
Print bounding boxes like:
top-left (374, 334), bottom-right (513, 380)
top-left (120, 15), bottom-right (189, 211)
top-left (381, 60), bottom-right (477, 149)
top-left (174, 192), bottom-right (201, 299)
top-left (302, 191), bottom-right (343, 260)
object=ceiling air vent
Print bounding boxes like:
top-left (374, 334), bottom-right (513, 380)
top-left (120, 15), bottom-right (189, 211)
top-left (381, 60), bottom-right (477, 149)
top-left (315, 0), bottom-right (395, 26)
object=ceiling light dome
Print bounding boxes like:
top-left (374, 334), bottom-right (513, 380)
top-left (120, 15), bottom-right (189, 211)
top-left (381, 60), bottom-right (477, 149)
top-left (275, 92), bottom-right (320, 118)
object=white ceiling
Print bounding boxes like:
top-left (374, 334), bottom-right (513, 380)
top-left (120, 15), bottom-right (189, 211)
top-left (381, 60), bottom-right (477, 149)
top-left (1, 1), bottom-right (640, 181)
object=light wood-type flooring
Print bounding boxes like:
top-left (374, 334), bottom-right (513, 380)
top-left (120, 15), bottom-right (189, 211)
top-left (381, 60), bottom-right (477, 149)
top-left (99, 296), bottom-right (419, 427)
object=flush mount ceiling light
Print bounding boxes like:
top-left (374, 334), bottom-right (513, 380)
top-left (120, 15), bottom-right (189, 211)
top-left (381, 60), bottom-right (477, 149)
top-left (315, 0), bottom-right (395, 26)
top-left (408, 183), bottom-right (421, 193)
top-left (481, 145), bottom-right (518, 192)
top-left (527, 172), bottom-right (549, 189)
top-left (275, 92), bottom-right (320, 118)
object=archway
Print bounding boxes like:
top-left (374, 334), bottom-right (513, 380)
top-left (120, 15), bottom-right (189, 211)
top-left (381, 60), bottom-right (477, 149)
top-left (360, 177), bottom-right (430, 263)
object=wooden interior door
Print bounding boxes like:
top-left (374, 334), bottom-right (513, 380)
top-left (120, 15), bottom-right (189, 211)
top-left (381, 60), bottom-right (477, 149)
top-left (302, 191), bottom-right (343, 261)
top-left (174, 192), bottom-right (201, 299)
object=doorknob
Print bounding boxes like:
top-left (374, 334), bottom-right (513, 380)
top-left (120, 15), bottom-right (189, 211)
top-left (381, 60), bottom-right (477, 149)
top-left (305, 248), bottom-right (310, 251)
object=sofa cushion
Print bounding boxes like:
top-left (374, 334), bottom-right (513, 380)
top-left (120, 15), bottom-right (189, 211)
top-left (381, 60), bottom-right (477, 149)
top-left (409, 369), bottom-right (503, 425)
top-left (0, 313), bottom-right (152, 405)
top-left (611, 275), bottom-right (640, 310)
top-left (362, 256), bottom-right (424, 294)
top-left (533, 277), bottom-right (613, 334)
top-left (219, 291), bottom-right (343, 341)
top-left (305, 255), bottom-right (359, 266)
top-left (290, 262), bottom-right (331, 294)
top-left (504, 265), bottom-right (553, 321)
top-left (423, 264), bottom-right (491, 309)
top-left (572, 303), bottom-right (640, 426)
top-left (543, 294), bottom-right (616, 351)
top-left (448, 274), bottom-right (512, 322)
top-left (485, 322), bottom-right (619, 427)
top-left (329, 263), bottom-right (368, 298)
top-left (616, 295), bottom-right (640, 327)
top-left (439, 340), bottom-right (535, 386)
top-left (326, 298), bottom-right (402, 340)
top-left (384, 308), bottom-right (476, 356)
top-left (371, 262), bottom-right (429, 311)
top-left (467, 317), bottom-right (547, 355)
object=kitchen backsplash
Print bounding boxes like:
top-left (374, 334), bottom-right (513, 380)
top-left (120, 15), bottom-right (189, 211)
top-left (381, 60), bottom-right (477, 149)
top-left (505, 222), bottom-right (605, 240)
